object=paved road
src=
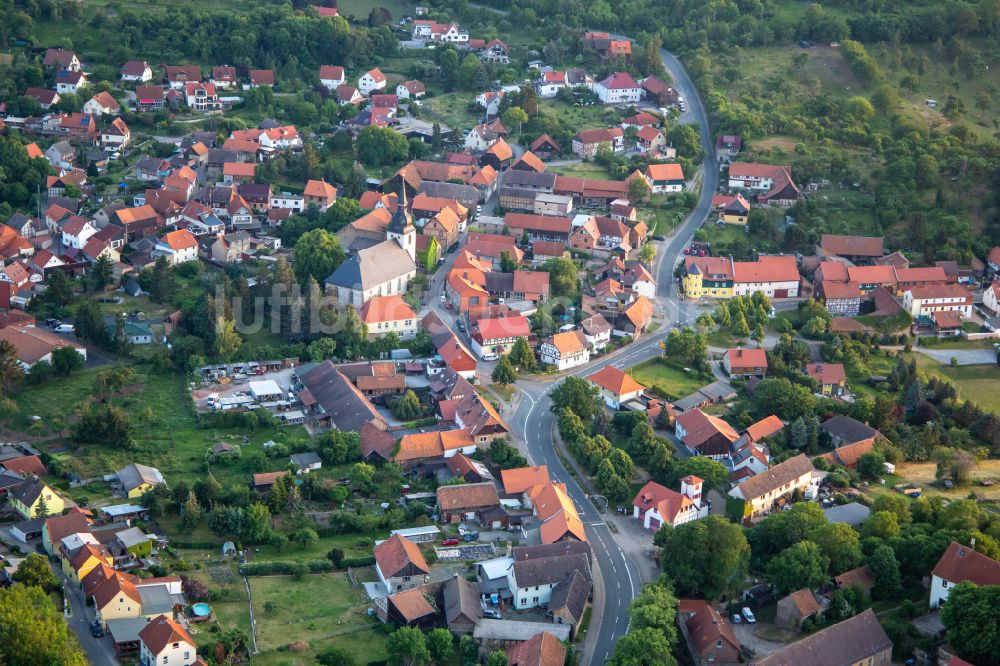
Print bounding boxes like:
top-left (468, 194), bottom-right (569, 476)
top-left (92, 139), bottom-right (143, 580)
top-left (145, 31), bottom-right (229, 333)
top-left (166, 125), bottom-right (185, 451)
top-left (507, 43), bottom-right (718, 665)
top-left (56, 563), bottom-right (116, 666)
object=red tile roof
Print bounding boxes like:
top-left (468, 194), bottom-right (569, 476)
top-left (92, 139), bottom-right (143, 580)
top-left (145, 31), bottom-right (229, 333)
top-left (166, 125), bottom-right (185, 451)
top-left (140, 615), bottom-right (195, 655)
top-left (932, 541), bottom-right (1000, 586)
top-left (501, 465), bottom-right (550, 495)
top-left (587, 366), bottom-right (644, 396)
top-left (375, 534), bottom-right (430, 578)
top-left (725, 347), bottom-right (767, 369)
top-left (805, 362), bottom-right (846, 386)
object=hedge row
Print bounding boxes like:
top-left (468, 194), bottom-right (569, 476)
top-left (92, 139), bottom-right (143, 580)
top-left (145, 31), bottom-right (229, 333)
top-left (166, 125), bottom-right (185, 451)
top-left (241, 559), bottom-right (333, 576)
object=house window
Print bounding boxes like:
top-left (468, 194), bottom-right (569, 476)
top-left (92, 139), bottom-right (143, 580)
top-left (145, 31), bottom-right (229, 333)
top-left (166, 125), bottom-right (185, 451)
top-left (163, 658), bottom-right (168, 664)
top-left (532, 596), bottom-right (539, 603)
top-left (173, 643), bottom-right (179, 649)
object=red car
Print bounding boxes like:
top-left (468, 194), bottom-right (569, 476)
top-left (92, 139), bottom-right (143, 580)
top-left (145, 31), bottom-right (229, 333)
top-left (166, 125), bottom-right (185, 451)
top-left (442, 538), bottom-right (460, 546)
top-left (683, 247), bottom-right (691, 255)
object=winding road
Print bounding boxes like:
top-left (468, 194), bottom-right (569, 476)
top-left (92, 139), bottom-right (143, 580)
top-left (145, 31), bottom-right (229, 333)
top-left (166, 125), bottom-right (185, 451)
top-left (508, 46), bottom-right (718, 665)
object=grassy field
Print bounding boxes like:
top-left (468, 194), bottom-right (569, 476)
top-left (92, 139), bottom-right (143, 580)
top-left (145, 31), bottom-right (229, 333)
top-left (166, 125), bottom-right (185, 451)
top-left (915, 357), bottom-right (1000, 415)
top-left (629, 358), bottom-right (710, 400)
top-left (916, 337), bottom-right (996, 350)
top-left (862, 460), bottom-right (1000, 502)
top-left (550, 162), bottom-right (610, 179)
top-left (250, 574), bottom-right (389, 663)
top-left (6, 366), bottom-right (312, 490)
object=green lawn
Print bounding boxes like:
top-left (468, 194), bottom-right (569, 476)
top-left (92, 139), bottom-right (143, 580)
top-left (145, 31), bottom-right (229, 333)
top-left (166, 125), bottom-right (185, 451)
top-left (549, 162), bottom-right (611, 179)
top-left (629, 358), bottom-right (710, 400)
top-left (421, 93), bottom-right (483, 133)
top-left (916, 337), bottom-right (996, 350)
top-left (250, 574), bottom-right (389, 662)
top-left (915, 357), bottom-right (1000, 414)
top-left (6, 366), bottom-right (312, 490)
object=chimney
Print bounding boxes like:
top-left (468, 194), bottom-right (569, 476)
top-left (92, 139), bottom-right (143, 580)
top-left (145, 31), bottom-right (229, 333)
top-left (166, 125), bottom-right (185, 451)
top-left (736, 346), bottom-right (742, 357)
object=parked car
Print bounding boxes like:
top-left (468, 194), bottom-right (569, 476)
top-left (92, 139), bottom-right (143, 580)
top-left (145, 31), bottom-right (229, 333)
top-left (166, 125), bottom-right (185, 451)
top-left (741, 607), bottom-right (756, 624)
top-left (440, 293), bottom-right (447, 303)
top-left (442, 538), bottom-right (459, 546)
top-left (683, 247), bottom-right (691, 254)
top-left (456, 320), bottom-right (466, 332)
top-left (652, 235), bottom-right (666, 241)
top-left (730, 613), bottom-right (741, 624)
top-left (90, 621), bottom-right (104, 637)
top-left (54, 324), bottom-right (75, 333)
top-left (483, 609), bottom-right (502, 619)
top-left (462, 532), bottom-right (479, 542)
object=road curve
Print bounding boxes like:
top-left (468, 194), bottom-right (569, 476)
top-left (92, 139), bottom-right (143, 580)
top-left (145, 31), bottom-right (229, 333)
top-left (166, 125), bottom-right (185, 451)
top-left (509, 46), bottom-right (717, 665)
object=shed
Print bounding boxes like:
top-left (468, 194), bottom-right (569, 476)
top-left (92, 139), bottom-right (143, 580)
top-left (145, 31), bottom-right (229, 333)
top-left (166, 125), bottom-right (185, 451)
top-left (222, 541), bottom-right (237, 556)
top-left (248, 379), bottom-right (283, 401)
top-left (390, 526), bottom-right (442, 543)
top-left (775, 589), bottom-right (823, 631)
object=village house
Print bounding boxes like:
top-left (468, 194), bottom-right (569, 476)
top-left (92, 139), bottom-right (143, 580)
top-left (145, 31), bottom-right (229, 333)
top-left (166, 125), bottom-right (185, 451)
top-left (711, 193), bottom-right (751, 224)
top-left (44, 48), bottom-right (81, 72)
top-left (727, 162), bottom-right (799, 206)
top-left (396, 79), bottom-right (427, 100)
top-left (437, 482), bottom-right (502, 524)
top-left (164, 65), bottom-right (202, 89)
top-left (319, 65), bottom-right (346, 91)
top-left (509, 542), bottom-right (592, 610)
top-left (154, 230), bottom-right (198, 265)
top-left (359, 294), bottom-right (418, 340)
top-left (208, 231), bottom-right (251, 263)
top-left (677, 599), bottom-right (742, 666)
top-left (902, 283), bottom-right (972, 319)
top-left (184, 82), bottom-right (221, 111)
top-left (587, 365), bottom-right (645, 410)
top-left (101, 118), bottom-right (131, 148)
top-left (805, 362), bottom-right (848, 396)
top-left (359, 68), bottom-right (387, 95)
top-left (632, 477), bottom-right (707, 530)
top-left (470, 315), bottom-right (531, 360)
top-left (303, 179), bottom-right (338, 211)
top-left (9, 476), bottom-right (66, 519)
top-left (635, 125), bottom-right (667, 154)
top-left (539, 330), bottom-right (590, 371)
top-left (55, 69), bottom-right (88, 95)
top-left (138, 614), bottom-right (199, 666)
top-left (722, 347), bottom-right (767, 380)
top-left (930, 540), bottom-right (1000, 608)
top-left (775, 589), bottom-right (823, 631)
top-left (84, 91), bottom-right (122, 116)
top-left (593, 71), bottom-right (642, 104)
top-left (818, 234), bottom-right (884, 264)
top-left (641, 75), bottom-right (679, 106)
top-left (682, 255), bottom-right (800, 299)
top-left (116, 463), bottom-right (166, 499)
top-left (411, 20), bottom-right (469, 43)
top-left (571, 127), bottom-right (624, 158)
top-left (756, 610), bottom-right (891, 666)
top-left (643, 163), bottom-right (685, 193)
top-left (675, 409), bottom-right (740, 460)
top-left (728, 454), bottom-right (816, 521)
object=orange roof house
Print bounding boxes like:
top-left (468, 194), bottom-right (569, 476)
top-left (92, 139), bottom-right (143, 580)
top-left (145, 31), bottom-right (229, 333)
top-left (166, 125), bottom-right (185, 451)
top-left (587, 366), bottom-right (645, 408)
top-left (532, 483), bottom-right (586, 544)
top-left (501, 465), bottom-right (550, 496)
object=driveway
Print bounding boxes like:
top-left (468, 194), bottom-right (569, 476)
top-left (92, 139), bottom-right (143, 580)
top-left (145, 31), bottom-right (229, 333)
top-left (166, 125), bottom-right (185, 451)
top-left (732, 622), bottom-right (788, 660)
top-left (916, 348), bottom-right (997, 365)
top-left (59, 567), bottom-right (117, 666)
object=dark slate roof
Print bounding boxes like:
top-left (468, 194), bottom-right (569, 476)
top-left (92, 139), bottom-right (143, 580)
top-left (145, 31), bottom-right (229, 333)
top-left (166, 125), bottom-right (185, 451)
top-left (547, 570), bottom-right (590, 624)
top-left (511, 552), bottom-right (591, 589)
top-left (820, 414), bottom-right (878, 444)
top-left (297, 361), bottom-right (387, 432)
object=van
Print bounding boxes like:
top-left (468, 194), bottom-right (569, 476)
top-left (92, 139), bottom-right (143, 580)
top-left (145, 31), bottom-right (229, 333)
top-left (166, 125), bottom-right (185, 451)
top-left (482, 352), bottom-right (499, 362)
top-left (54, 324), bottom-right (75, 334)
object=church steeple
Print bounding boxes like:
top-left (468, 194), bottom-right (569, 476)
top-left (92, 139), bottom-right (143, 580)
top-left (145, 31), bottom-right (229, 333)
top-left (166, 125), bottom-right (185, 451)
top-left (386, 180), bottom-right (416, 262)
top-left (387, 181), bottom-right (413, 234)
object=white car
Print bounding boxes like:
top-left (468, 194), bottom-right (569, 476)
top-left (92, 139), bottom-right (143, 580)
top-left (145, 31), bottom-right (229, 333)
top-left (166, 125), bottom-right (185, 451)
top-left (54, 324), bottom-right (75, 333)
top-left (741, 607), bottom-right (756, 624)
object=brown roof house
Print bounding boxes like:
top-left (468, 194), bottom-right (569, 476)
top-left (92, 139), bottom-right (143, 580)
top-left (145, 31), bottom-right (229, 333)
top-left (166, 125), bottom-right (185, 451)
top-left (727, 454), bottom-right (816, 522)
top-left (833, 564), bottom-right (876, 593)
top-left (375, 534), bottom-right (431, 593)
top-left (930, 541), bottom-right (1000, 608)
top-left (775, 589), bottom-right (824, 631)
top-left (436, 482), bottom-right (502, 524)
top-left (756, 609), bottom-right (891, 666)
top-left (677, 599), bottom-right (742, 666)
top-left (505, 631), bottom-right (567, 666)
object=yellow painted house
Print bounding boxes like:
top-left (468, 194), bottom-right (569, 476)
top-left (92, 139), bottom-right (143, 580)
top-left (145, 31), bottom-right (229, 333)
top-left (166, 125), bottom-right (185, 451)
top-left (63, 543), bottom-right (113, 584)
top-left (116, 462), bottom-right (166, 499)
top-left (711, 193), bottom-right (751, 225)
top-left (682, 256), bottom-right (735, 299)
top-left (9, 476), bottom-right (66, 519)
top-left (89, 569), bottom-right (144, 625)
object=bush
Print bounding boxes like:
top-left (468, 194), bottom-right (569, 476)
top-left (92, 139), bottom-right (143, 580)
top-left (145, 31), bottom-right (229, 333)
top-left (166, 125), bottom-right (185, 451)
top-left (339, 555), bottom-right (376, 568)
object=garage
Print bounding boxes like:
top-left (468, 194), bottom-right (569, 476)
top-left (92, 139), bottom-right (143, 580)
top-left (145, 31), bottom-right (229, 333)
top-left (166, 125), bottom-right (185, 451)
top-left (773, 289), bottom-right (788, 298)
top-left (648, 517), bottom-right (661, 530)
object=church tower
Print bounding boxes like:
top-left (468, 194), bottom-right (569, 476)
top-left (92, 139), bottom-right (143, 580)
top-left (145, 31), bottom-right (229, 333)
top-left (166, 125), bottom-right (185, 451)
top-left (386, 181), bottom-right (416, 262)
